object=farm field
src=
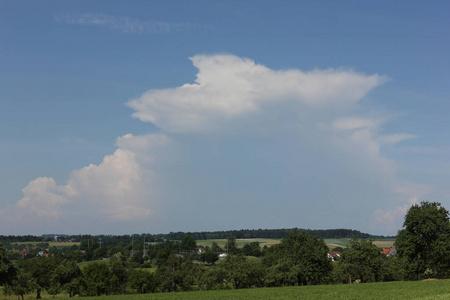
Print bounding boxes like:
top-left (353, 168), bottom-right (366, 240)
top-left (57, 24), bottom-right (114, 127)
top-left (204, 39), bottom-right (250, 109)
top-left (324, 238), bottom-right (349, 249)
top-left (1, 280), bottom-right (444, 300)
top-left (12, 241), bottom-right (80, 248)
top-left (196, 238), bottom-right (281, 248)
top-left (194, 237), bottom-right (395, 250)
top-left (373, 239), bottom-right (396, 248)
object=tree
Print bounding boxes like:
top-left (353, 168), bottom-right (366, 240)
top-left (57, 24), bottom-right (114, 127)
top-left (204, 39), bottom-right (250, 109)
top-left (337, 237), bottom-right (385, 283)
top-left (263, 229), bottom-right (332, 286)
top-left (224, 237), bottom-right (238, 255)
top-left (109, 260), bottom-right (130, 294)
top-left (199, 247), bottom-right (219, 265)
top-left (22, 256), bottom-right (59, 299)
top-left (3, 270), bottom-right (36, 300)
top-left (50, 260), bottom-right (83, 297)
top-left (179, 254), bottom-right (204, 291)
top-left (0, 243), bottom-right (17, 286)
top-left (211, 242), bottom-right (223, 254)
top-left (180, 235), bottom-right (197, 253)
top-left (395, 201), bottom-right (450, 279)
top-left (242, 242), bottom-right (261, 257)
top-left (156, 253), bottom-right (182, 292)
top-left (128, 269), bottom-right (157, 293)
top-left (220, 254), bottom-right (251, 289)
top-left (82, 262), bottom-right (111, 296)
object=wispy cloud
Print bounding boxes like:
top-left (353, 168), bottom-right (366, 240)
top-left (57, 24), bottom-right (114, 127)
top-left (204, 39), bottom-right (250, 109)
top-left (54, 13), bottom-right (201, 34)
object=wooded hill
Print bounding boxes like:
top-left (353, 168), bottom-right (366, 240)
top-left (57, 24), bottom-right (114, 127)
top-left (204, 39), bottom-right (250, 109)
top-left (0, 228), bottom-right (387, 244)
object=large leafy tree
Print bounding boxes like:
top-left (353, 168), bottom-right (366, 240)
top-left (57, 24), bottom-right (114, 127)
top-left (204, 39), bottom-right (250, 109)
top-left (21, 256), bottom-right (60, 299)
top-left (224, 236), bottom-right (239, 255)
top-left (179, 235), bottom-right (197, 253)
top-left (128, 269), bottom-right (157, 293)
top-left (3, 270), bottom-right (36, 300)
top-left (0, 243), bottom-right (17, 286)
top-left (220, 254), bottom-right (252, 289)
top-left (395, 201), bottom-right (450, 279)
top-left (82, 262), bottom-right (111, 296)
top-left (109, 260), bottom-right (131, 294)
top-left (50, 260), bottom-right (83, 297)
top-left (263, 229), bottom-right (332, 286)
top-left (337, 237), bottom-right (386, 283)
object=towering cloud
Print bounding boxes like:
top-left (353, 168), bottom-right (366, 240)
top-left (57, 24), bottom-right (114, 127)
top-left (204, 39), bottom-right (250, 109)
top-left (1, 54), bottom-right (423, 235)
top-left (128, 55), bottom-right (385, 132)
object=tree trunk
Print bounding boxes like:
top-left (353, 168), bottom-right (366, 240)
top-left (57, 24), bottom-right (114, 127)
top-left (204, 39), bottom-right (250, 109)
top-left (36, 288), bottom-right (41, 299)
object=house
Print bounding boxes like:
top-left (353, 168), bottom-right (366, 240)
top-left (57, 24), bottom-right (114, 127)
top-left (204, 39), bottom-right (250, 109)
top-left (381, 248), bottom-right (397, 256)
top-left (13, 250), bottom-right (28, 256)
top-left (328, 251), bottom-right (341, 262)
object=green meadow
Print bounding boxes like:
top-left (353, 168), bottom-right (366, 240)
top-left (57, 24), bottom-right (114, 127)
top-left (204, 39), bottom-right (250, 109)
top-left (2, 280), bottom-right (448, 300)
top-left (79, 280), bottom-right (450, 300)
top-left (196, 238), bottom-right (281, 249)
top-left (195, 237), bottom-right (395, 250)
top-left (0, 280), bottom-right (439, 300)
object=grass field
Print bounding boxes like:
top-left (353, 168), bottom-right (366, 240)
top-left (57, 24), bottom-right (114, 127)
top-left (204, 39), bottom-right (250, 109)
top-left (3, 280), bottom-right (449, 300)
top-left (196, 238), bottom-right (395, 250)
top-left (196, 238), bottom-right (281, 248)
top-left (77, 259), bottom-right (108, 268)
top-left (1, 280), bottom-right (440, 300)
top-left (11, 241), bottom-right (80, 248)
top-left (324, 238), bottom-right (350, 249)
top-left (373, 240), bottom-right (396, 248)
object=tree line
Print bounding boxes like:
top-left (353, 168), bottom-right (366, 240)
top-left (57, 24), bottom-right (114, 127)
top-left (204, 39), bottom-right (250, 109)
top-left (1, 201), bottom-right (449, 298)
top-left (0, 228), bottom-right (380, 247)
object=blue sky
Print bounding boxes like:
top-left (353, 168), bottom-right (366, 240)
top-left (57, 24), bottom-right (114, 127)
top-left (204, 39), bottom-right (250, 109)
top-left (1, 1), bottom-right (449, 235)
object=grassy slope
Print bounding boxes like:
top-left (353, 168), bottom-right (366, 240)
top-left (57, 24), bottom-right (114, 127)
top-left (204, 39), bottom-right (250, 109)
top-left (76, 280), bottom-right (450, 300)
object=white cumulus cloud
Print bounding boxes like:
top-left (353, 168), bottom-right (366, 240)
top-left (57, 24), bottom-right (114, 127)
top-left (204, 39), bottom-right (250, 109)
top-left (128, 54), bottom-right (386, 133)
top-left (0, 134), bottom-right (169, 234)
top-left (3, 54), bottom-right (423, 235)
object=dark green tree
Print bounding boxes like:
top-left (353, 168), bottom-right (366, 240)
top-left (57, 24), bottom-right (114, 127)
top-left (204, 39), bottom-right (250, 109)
top-left (211, 242), bottom-right (223, 254)
top-left (242, 242), bottom-right (261, 257)
top-left (180, 235), bottom-right (197, 253)
top-left (22, 256), bottom-right (59, 299)
top-left (225, 236), bottom-right (238, 255)
top-left (337, 237), bottom-right (385, 283)
top-left (0, 243), bottom-right (17, 286)
top-left (178, 254), bottom-right (204, 291)
top-left (395, 201), bottom-right (450, 279)
top-left (50, 260), bottom-right (83, 297)
top-left (199, 247), bottom-right (219, 265)
top-left (263, 229), bottom-right (332, 286)
top-left (3, 270), bottom-right (36, 300)
top-left (128, 269), bottom-right (157, 293)
top-left (156, 253), bottom-right (182, 292)
top-left (220, 255), bottom-right (252, 289)
top-left (82, 262), bottom-right (111, 296)
top-left (109, 260), bottom-right (131, 294)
